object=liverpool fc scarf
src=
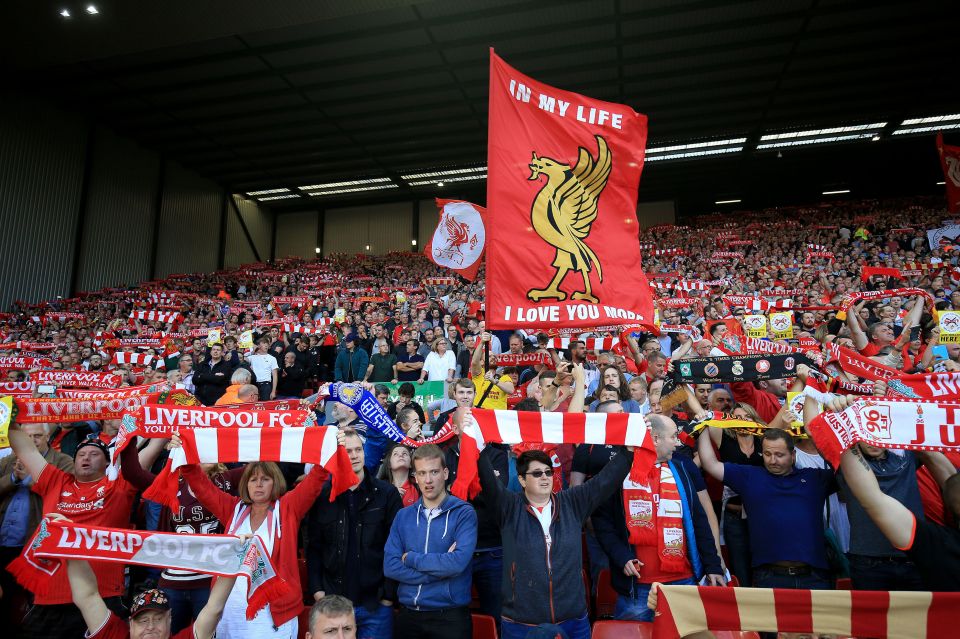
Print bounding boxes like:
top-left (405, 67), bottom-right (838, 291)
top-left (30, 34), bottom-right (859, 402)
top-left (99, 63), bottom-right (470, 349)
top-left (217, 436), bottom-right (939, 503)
top-left (33, 370), bottom-right (123, 389)
top-left (452, 409), bottom-right (656, 499)
top-left (806, 398), bottom-right (960, 467)
top-left (491, 352), bottom-right (553, 368)
top-left (10, 389), bottom-right (195, 424)
top-left (835, 288), bottom-right (933, 321)
top-left (623, 462), bottom-right (687, 573)
top-left (673, 353), bottom-right (812, 385)
top-left (8, 519), bottom-right (287, 620)
top-left (825, 343), bottom-right (901, 381)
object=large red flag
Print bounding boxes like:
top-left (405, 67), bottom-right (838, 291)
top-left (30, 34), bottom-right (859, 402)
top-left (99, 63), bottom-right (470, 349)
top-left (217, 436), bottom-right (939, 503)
top-left (485, 50), bottom-right (654, 330)
top-left (938, 132), bottom-right (960, 213)
top-left (423, 199), bottom-right (487, 281)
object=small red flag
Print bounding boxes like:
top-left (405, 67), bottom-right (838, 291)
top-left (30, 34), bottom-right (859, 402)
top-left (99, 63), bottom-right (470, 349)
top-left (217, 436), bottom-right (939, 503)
top-left (423, 199), bottom-right (487, 282)
top-left (938, 132), bottom-right (960, 213)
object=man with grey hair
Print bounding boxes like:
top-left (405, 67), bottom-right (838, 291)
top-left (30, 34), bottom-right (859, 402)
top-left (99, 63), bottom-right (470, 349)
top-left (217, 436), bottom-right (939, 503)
top-left (593, 414), bottom-right (724, 621)
top-left (706, 388), bottom-right (734, 412)
top-left (306, 594), bottom-right (356, 639)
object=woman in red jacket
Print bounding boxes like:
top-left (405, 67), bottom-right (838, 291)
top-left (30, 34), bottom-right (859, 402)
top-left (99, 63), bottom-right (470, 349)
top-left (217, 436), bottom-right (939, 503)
top-left (180, 458), bottom-right (328, 637)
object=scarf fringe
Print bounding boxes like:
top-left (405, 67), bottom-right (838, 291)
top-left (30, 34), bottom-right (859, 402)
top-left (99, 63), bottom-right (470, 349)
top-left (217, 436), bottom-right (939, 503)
top-left (245, 576), bottom-right (292, 620)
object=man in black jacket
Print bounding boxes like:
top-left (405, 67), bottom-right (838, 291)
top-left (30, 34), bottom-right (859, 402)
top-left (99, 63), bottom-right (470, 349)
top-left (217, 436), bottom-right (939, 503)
top-left (192, 344), bottom-right (236, 406)
top-left (306, 428), bottom-right (402, 639)
top-left (592, 414), bottom-right (724, 622)
top-left (276, 351), bottom-right (308, 398)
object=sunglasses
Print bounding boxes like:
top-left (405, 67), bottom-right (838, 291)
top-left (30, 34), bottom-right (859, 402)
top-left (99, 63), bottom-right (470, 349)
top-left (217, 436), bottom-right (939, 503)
top-left (525, 469), bottom-right (554, 478)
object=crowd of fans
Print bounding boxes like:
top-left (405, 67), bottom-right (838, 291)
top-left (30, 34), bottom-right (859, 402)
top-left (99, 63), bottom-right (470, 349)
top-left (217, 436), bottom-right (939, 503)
top-left (1, 195), bottom-right (960, 639)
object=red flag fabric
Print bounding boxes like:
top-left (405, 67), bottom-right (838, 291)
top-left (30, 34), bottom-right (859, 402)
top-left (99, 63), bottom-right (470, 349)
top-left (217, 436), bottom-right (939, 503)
top-left (937, 132), bottom-right (960, 213)
top-left (423, 199), bottom-right (487, 281)
top-left (485, 50), bottom-right (653, 330)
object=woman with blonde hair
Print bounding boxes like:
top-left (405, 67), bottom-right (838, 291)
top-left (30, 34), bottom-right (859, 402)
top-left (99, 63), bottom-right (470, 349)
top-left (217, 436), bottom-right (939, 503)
top-left (419, 337), bottom-right (456, 384)
top-left (176, 441), bottom-right (331, 637)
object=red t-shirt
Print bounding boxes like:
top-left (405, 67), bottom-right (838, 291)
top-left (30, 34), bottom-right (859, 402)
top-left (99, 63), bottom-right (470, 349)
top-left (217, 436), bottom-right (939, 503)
top-left (33, 466), bottom-right (139, 605)
top-left (89, 612), bottom-right (194, 639)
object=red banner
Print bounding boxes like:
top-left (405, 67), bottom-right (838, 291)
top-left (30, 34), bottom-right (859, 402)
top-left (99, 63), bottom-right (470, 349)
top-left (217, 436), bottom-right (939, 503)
top-left (485, 51), bottom-right (653, 330)
top-left (424, 199), bottom-right (487, 281)
top-left (0, 356), bottom-right (52, 371)
top-left (938, 132), bottom-right (960, 213)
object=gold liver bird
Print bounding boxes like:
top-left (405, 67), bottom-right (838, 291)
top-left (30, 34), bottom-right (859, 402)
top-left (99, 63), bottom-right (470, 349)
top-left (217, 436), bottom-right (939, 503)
top-left (526, 135), bottom-right (612, 303)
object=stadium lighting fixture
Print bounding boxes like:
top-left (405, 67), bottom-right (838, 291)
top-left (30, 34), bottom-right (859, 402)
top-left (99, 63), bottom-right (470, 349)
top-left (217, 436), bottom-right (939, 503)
top-left (86, 5), bottom-right (98, 14)
top-left (305, 184), bottom-right (399, 197)
top-left (365, 244), bottom-right (371, 251)
top-left (901, 114), bottom-right (960, 125)
top-left (246, 188), bottom-right (290, 196)
top-left (822, 189), bottom-right (850, 195)
top-left (715, 199), bottom-right (741, 205)
top-left (401, 166), bottom-right (486, 180)
top-left (256, 194), bottom-right (300, 201)
top-left (893, 123), bottom-right (960, 135)
top-left (59, 8), bottom-right (71, 18)
top-left (646, 146), bottom-right (743, 162)
top-left (407, 174), bottom-right (486, 186)
top-left (938, 181), bottom-right (947, 185)
top-left (298, 178), bottom-right (392, 190)
top-left (411, 239), bottom-right (417, 246)
top-left (314, 247), bottom-right (321, 254)
top-left (437, 182), bottom-right (444, 187)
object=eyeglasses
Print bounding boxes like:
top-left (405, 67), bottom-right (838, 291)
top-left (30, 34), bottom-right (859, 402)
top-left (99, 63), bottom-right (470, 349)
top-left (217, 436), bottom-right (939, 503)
top-left (525, 469), bottom-right (554, 478)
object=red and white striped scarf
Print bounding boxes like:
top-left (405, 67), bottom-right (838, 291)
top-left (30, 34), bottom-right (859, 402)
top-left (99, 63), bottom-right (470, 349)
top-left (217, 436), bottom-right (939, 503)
top-left (129, 310), bottom-right (182, 324)
top-left (652, 584), bottom-right (959, 639)
top-left (545, 337), bottom-right (618, 350)
top-left (451, 409), bottom-right (656, 499)
top-left (281, 323), bottom-right (326, 335)
top-left (806, 398), bottom-right (960, 468)
top-left (142, 426), bottom-right (356, 510)
top-left (9, 519), bottom-right (287, 620)
top-left (112, 352), bottom-right (157, 368)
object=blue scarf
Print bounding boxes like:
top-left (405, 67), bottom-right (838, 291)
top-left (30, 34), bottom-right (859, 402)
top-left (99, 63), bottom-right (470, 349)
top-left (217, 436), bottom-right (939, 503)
top-left (328, 383), bottom-right (406, 442)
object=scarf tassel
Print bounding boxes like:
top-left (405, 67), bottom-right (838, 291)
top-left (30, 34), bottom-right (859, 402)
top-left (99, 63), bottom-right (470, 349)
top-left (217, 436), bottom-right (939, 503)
top-left (245, 576), bottom-right (292, 620)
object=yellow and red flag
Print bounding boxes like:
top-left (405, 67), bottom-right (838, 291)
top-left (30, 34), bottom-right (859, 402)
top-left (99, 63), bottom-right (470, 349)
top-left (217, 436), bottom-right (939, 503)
top-left (485, 50), bottom-right (653, 330)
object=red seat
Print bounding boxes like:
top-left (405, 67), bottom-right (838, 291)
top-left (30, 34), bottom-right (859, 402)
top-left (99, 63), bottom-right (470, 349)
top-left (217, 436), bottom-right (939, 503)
top-left (591, 620), bottom-right (654, 639)
top-left (297, 605), bottom-right (311, 639)
top-left (594, 568), bottom-right (618, 618)
top-left (472, 612), bottom-right (498, 639)
top-left (836, 577), bottom-right (852, 590)
top-left (728, 574), bottom-right (740, 587)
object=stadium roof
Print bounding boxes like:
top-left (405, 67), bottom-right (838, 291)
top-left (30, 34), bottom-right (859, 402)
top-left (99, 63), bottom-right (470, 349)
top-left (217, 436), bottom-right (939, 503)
top-left (5, 0), bottom-right (958, 214)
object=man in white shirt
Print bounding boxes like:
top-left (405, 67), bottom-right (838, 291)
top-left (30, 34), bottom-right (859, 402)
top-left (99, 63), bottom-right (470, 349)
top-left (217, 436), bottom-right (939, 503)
top-left (248, 337), bottom-right (279, 400)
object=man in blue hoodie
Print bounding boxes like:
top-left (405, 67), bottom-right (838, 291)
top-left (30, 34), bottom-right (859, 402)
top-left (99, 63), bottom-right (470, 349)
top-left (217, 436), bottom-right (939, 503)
top-left (383, 444), bottom-right (478, 639)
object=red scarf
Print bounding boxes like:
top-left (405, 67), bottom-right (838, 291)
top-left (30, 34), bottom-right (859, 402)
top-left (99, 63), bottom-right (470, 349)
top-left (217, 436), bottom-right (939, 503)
top-left (623, 462), bottom-right (687, 573)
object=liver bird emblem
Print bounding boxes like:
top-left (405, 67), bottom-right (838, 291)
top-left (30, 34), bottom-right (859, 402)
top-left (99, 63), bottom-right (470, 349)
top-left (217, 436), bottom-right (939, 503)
top-left (526, 135), bottom-right (612, 303)
top-left (443, 212), bottom-right (471, 252)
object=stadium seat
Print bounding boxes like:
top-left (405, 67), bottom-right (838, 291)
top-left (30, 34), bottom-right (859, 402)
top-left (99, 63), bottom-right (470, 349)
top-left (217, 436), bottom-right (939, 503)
top-left (472, 612), bottom-right (498, 639)
top-left (728, 574), bottom-right (741, 587)
top-left (297, 605), bottom-right (311, 639)
top-left (591, 620), bottom-right (654, 638)
top-left (595, 568), bottom-right (618, 618)
top-left (836, 577), bottom-right (852, 590)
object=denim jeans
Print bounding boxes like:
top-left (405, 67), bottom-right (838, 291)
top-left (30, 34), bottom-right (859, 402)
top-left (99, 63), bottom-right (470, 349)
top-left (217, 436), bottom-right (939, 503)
top-left (723, 511), bottom-right (752, 587)
top-left (501, 614), bottom-right (591, 639)
top-left (848, 554), bottom-right (925, 591)
top-left (614, 576), bottom-right (696, 622)
top-left (752, 566), bottom-right (832, 590)
top-left (354, 602), bottom-right (393, 639)
top-left (163, 586), bottom-right (211, 633)
top-left (472, 548), bottom-right (503, 624)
